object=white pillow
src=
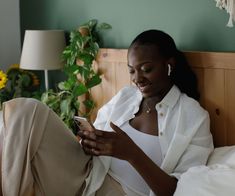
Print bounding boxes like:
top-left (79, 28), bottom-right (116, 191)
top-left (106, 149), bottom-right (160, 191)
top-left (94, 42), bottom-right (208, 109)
top-left (174, 146), bottom-right (235, 196)
top-left (174, 165), bottom-right (235, 196)
top-left (207, 146), bottom-right (235, 167)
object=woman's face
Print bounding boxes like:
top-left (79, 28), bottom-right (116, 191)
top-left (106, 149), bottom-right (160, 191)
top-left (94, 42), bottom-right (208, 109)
top-left (127, 44), bottom-right (172, 98)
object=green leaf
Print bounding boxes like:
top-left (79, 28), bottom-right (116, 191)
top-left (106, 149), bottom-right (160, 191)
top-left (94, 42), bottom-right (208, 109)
top-left (88, 42), bottom-right (99, 57)
top-left (73, 99), bottom-right (80, 110)
top-left (73, 83), bottom-right (88, 96)
top-left (67, 76), bottom-right (77, 86)
top-left (83, 99), bottom-right (95, 110)
top-left (41, 91), bottom-right (49, 103)
top-left (80, 36), bottom-right (91, 48)
top-left (86, 74), bottom-right (102, 88)
top-left (19, 74), bottom-right (31, 87)
top-left (79, 53), bottom-right (94, 65)
top-left (60, 98), bottom-right (72, 115)
top-left (97, 23), bottom-right (112, 30)
top-left (58, 81), bottom-right (70, 91)
top-left (78, 65), bottom-right (91, 81)
top-left (86, 19), bottom-right (98, 29)
top-left (49, 101), bottom-right (60, 112)
top-left (43, 94), bottom-right (60, 112)
top-left (63, 64), bottom-right (79, 75)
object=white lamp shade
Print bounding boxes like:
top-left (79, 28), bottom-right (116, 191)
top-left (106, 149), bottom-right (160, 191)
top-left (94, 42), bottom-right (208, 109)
top-left (20, 30), bottom-right (66, 70)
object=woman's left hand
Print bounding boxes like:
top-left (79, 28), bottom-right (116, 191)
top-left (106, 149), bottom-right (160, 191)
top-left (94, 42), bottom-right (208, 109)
top-left (78, 122), bottom-right (138, 161)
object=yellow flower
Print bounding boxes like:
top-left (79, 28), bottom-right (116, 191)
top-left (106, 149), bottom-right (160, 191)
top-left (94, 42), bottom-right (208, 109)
top-left (9, 64), bottom-right (19, 69)
top-left (0, 70), bottom-right (8, 89)
top-left (7, 64), bottom-right (21, 74)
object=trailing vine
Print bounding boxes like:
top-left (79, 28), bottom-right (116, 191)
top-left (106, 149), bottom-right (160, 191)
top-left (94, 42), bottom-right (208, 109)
top-left (41, 19), bottom-right (111, 134)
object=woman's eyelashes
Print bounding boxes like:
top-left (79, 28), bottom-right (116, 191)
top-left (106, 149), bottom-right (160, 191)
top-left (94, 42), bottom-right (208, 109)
top-left (140, 66), bottom-right (152, 73)
top-left (128, 66), bottom-right (153, 74)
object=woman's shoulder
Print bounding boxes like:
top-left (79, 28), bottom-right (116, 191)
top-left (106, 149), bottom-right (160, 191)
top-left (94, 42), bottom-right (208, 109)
top-left (113, 85), bottom-right (140, 99)
top-left (165, 85), bottom-right (207, 116)
top-left (102, 85), bottom-right (141, 107)
top-left (180, 93), bottom-right (209, 117)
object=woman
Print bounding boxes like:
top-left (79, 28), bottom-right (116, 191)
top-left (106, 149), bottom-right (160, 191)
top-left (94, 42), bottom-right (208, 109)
top-left (0, 30), bottom-right (213, 196)
top-left (79, 30), bottom-right (214, 196)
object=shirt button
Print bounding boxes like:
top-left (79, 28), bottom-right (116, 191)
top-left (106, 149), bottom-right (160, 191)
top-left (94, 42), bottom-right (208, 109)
top-left (159, 132), bottom-right (163, 136)
top-left (160, 112), bottom-right (164, 117)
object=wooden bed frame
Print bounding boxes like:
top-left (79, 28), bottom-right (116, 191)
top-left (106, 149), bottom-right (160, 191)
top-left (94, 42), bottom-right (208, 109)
top-left (91, 48), bottom-right (235, 147)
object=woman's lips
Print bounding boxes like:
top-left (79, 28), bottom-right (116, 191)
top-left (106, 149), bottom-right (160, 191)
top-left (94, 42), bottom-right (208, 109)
top-left (138, 84), bottom-right (150, 92)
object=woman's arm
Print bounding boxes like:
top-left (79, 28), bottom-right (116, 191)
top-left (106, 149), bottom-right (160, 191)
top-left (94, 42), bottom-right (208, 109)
top-left (110, 122), bottom-right (177, 196)
top-left (128, 141), bottom-right (177, 196)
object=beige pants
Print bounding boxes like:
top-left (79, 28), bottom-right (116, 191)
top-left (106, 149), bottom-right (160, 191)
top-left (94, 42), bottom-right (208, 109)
top-left (1, 98), bottom-right (125, 196)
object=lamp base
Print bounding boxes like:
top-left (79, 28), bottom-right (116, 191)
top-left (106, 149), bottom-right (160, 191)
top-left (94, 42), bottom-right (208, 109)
top-left (44, 70), bottom-right (49, 90)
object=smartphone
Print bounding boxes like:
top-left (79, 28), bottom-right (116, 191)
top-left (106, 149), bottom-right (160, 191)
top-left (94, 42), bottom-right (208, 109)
top-left (74, 116), bottom-right (93, 132)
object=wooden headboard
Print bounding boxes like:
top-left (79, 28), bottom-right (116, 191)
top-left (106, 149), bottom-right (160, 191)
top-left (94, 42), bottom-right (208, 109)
top-left (91, 48), bottom-right (235, 147)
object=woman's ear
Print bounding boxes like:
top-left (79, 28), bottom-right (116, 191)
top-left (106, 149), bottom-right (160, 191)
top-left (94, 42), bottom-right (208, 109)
top-left (165, 58), bottom-right (175, 76)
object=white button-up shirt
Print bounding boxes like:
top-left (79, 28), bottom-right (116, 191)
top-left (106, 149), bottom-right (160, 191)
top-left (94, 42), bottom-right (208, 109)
top-left (82, 85), bottom-right (214, 196)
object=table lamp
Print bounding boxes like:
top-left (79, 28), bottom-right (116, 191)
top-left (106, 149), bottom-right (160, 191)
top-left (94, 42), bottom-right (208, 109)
top-left (20, 30), bottom-right (66, 90)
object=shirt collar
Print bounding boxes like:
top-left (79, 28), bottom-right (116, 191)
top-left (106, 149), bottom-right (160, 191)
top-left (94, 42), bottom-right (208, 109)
top-left (134, 84), bottom-right (181, 109)
top-left (156, 85), bottom-right (181, 108)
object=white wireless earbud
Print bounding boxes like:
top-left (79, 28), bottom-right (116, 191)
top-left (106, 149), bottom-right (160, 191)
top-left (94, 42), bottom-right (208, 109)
top-left (167, 64), bottom-right (172, 76)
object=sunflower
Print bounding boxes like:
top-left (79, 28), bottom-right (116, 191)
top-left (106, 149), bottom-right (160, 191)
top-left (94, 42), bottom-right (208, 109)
top-left (8, 64), bottom-right (20, 69)
top-left (0, 70), bottom-right (8, 89)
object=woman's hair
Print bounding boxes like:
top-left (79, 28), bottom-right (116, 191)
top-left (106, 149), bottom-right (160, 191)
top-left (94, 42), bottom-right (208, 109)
top-left (129, 29), bottom-right (200, 101)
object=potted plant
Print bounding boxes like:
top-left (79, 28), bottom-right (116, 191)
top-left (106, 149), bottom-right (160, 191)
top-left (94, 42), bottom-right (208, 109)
top-left (0, 65), bottom-right (41, 110)
top-left (41, 19), bottom-right (111, 134)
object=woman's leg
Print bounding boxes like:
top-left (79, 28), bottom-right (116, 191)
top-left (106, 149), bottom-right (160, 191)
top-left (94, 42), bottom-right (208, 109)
top-left (1, 98), bottom-right (92, 196)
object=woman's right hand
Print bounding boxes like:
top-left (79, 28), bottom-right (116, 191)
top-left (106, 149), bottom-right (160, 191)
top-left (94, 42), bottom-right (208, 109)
top-left (77, 122), bottom-right (139, 161)
top-left (77, 128), bottom-right (98, 155)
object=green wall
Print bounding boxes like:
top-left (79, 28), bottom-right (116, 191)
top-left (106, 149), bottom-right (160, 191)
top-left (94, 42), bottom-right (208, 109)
top-left (20, 0), bottom-right (235, 52)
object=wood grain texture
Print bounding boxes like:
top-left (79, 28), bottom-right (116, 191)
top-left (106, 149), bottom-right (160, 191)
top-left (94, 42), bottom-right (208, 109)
top-left (90, 49), bottom-right (235, 147)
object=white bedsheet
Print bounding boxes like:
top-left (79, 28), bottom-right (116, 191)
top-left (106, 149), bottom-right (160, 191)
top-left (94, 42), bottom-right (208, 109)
top-left (174, 146), bottom-right (235, 196)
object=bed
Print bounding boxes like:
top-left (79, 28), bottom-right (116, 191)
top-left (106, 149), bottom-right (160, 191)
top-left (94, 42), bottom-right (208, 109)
top-left (91, 49), bottom-right (235, 195)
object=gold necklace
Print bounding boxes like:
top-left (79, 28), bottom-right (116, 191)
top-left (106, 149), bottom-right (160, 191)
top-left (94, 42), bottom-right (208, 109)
top-left (145, 101), bottom-right (152, 114)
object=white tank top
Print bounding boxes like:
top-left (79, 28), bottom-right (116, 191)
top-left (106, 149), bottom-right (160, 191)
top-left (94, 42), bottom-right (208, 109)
top-left (108, 121), bottom-right (163, 196)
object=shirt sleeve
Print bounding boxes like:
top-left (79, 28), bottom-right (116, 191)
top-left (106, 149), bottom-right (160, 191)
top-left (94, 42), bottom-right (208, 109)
top-left (93, 86), bottom-right (137, 131)
top-left (93, 88), bottom-right (123, 130)
top-left (171, 112), bottom-right (214, 179)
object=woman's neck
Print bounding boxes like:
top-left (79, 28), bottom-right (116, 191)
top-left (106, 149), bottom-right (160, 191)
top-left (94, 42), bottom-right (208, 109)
top-left (143, 83), bottom-right (173, 106)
